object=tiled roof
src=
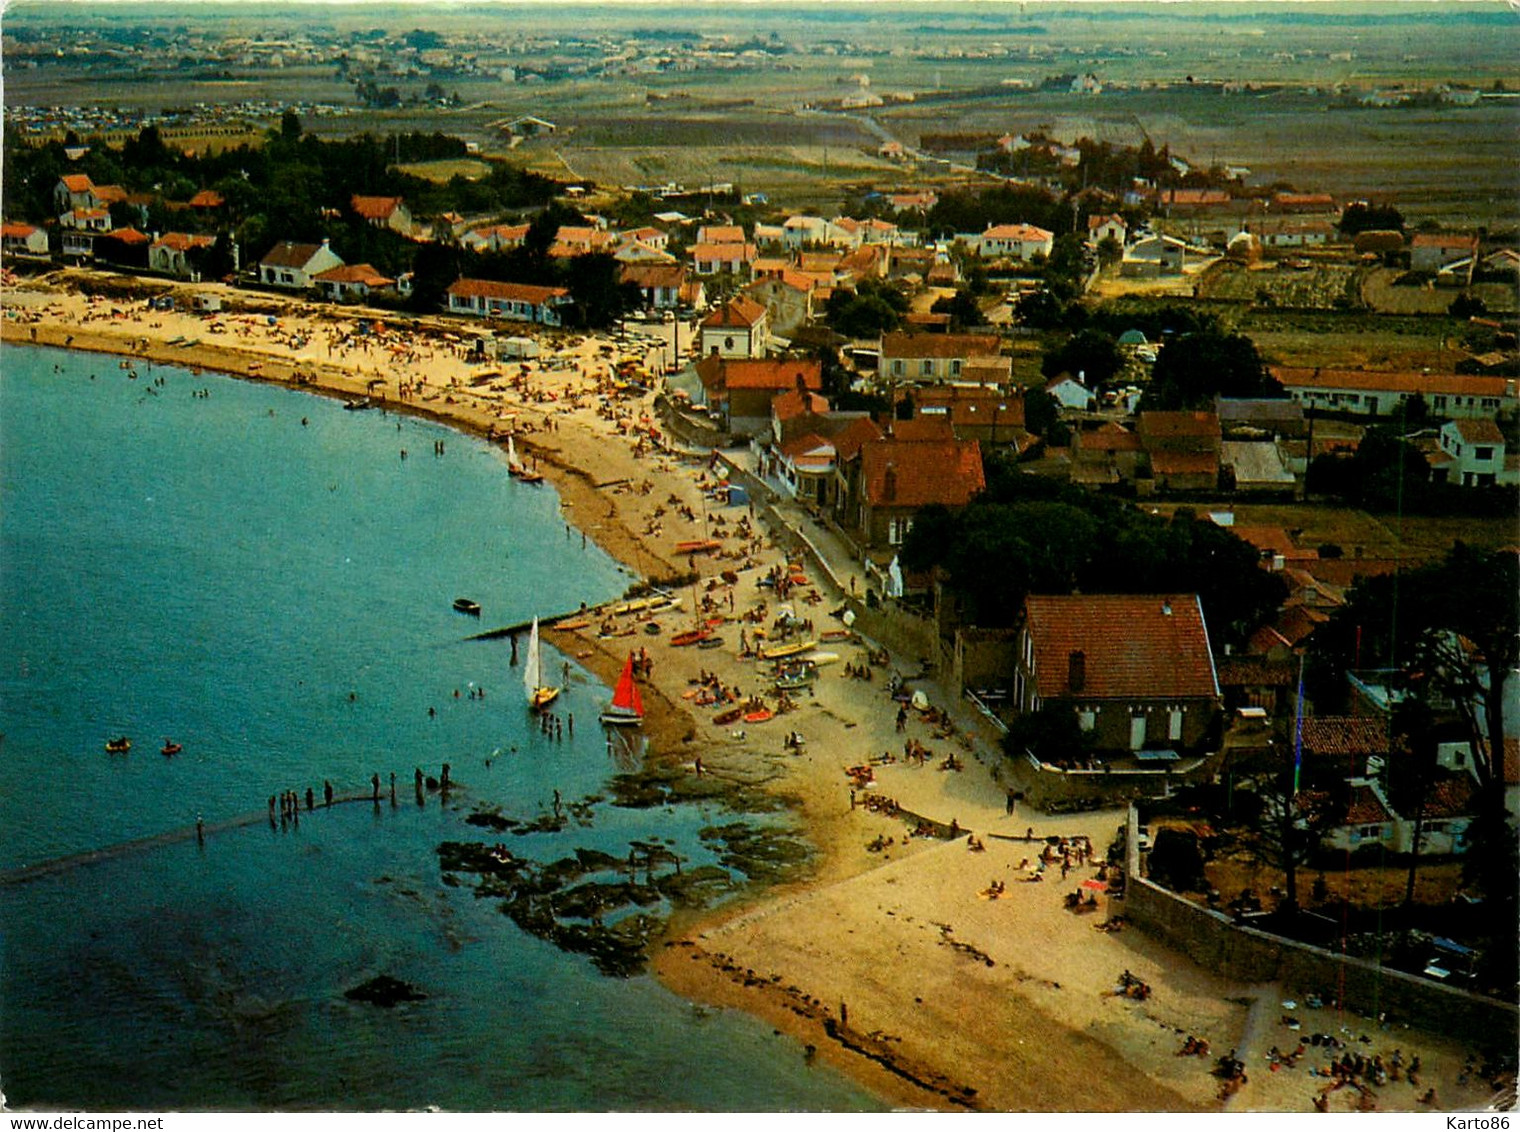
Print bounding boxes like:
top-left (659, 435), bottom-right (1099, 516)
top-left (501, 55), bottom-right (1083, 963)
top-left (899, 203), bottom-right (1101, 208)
top-left (351, 194), bottom-right (403, 221)
top-left (1343, 784), bottom-right (1393, 826)
top-left (60, 173), bottom-right (95, 193)
top-left (2, 222), bottom-right (40, 237)
top-left (1411, 233), bottom-right (1479, 249)
top-left (1215, 655), bottom-right (1297, 687)
top-left (103, 228), bottom-right (150, 245)
top-left (720, 359), bottom-right (821, 391)
top-left (880, 331), bottom-right (1002, 360)
top-left (1274, 603), bottom-right (1328, 646)
top-left (982, 223), bottom-right (1053, 241)
top-left (1139, 411), bottom-right (1221, 440)
top-left (861, 436), bottom-right (984, 509)
top-left (620, 263), bottom-right (687, 289)
top-left (1023, 593), bottom-right (1219, 701)
top-left (1074, 422), bottom-right (1140, 453)
top-left (885, 417), bottom-right (955, 442)
top-left (779, 432), bottom-right (835, 465)
top-left (187, 189), bottom-right (224, 208)
top-left (1301, 716), bottom-right (1388, 757)
top-left (1231, 526), bottom-right (1317, 560)
top-left (1150, 451), bottom-right (1219, 475)
top-left (92, 185), bottom-right (128, 205)
top-left (912, 389), bottom-right (1026, 431)
top-left (1422, 774), bottom-right (1478, 819)
top-left (315, 263), bottom-right (394, 286)
top-left (771, 388), bottom-right (830, 420)
top-left (1452, 418), bottom-right (1505, 445)
top-left (447, 278), bottom-right (569, 304)
top-left (832, 415), bottom-right (884, 462)
top-left (152, 232), bottom-right (214, 251)
top-left (697, 225), bottom-right (745, 244)
top-left (1272, 366), bottom-right (1514, 400)
top-left (260, 241), bottom-right (327, 268)
top-left (701, 296), bottom-right (767, 329)
top-left (692, 242), bottom-right (757, 262)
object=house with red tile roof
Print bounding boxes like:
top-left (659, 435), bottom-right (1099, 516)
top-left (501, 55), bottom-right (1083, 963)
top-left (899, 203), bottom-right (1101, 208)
top-left (691, 241), bottom-right (757, 278)
top-left (54, 173), bottom-right (99, 213)
top-left (1138, 411), bottom-right (1221, 493)
top-left (1012, 593), bottom-right (1221, 756)
top-left (974, 222), bottom-right (1054, 260)
top-left (1410, 232), bottom-right (1480, 275)
top-left (187, 189), bottom-right (225, 210)
top-left (1, 221), bottom-right (50, 257)
top-left (461, 223), bottom-right (530, 254)
top-left (880, 331), bottom-right (1006, 385)
top-left (445, 278), bottom-right (571, 325)
top-left (258, 239), bottom-right (344, 290)
top-left (744, 272), bottom-right (815, 337)
top-left (1070, 421), bottom-right (1143, 487)
top-left (620, 263), bottom-right (700, 311)
top-left (904, 386), bottom-right (1027, 447)
top-left (1322, 780), bottom-right (1399, 853)
top-left (699, 296), bottom-right (769, 359)
top-left (696, 224), bottom-right (745, 246)
top-left (1087, 214), bottom-right (1127, 246)
top-left (149, 232), bottom-right (215, 277)
top-left (350, 195), bottom-right (414, 236)
top-left (840, 434), bottom-right (985, 553)
top-left (694, 355), bottom-right (820, 435)
top-left (1271, 366), bottom-right (1518, 421)
top-left (314, 263), bottom-right (396, 302)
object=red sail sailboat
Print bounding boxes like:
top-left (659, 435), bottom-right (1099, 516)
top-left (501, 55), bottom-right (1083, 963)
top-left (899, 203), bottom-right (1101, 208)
top-left (600, 653), bottom-right (645, 727)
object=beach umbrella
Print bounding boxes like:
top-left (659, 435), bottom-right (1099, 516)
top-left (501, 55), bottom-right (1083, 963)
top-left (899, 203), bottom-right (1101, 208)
top-left (1081, 878), bottom-right (1108, 891)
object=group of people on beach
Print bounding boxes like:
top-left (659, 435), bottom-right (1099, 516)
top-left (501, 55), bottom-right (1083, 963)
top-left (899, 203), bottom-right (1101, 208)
top-left (269, 781), bottom-right (333, 828)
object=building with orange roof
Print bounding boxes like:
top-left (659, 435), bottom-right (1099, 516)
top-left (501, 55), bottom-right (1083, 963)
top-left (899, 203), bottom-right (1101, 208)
top-left (619, 263), bottom-right (699, 311)
top-left (880, 331), bottom-right (1006, 385)
top-left (835, 434), bottom-right (984, 553)
top-left (691, 241), bottom-right (757, 278)
top-left (699, 296), bottom-right (769, 359)
top-left (1013, 593), bottom-right (1220, 756)
top-left (975, 222), bottom-right (1054, 260)
top-left (149, 231), bottom-right (215, 277)
top-left (1271, 366), bottom-right (1517, 421)
top-left (350, 195), bottom-right (413, 236)
top-left (445, 278), bottom-right (570, 325)
top-left (2, 221), bottom-right (50, 257)
top-left (314, 263), bottom-right (396, 302)
top-left (694, 355), bottom-right (818, 433)
top-left (1138, 411), bottom-right (1221, 493)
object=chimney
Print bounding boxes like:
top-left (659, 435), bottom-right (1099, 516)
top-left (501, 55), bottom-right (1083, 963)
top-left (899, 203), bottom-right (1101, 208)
top-left (1068, 650), bottom-right (1086, 692)
top-left (883, 462), bottom-right (897, 502)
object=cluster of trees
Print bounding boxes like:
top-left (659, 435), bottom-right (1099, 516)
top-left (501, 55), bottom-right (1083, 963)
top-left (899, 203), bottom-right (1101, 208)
top-left (822, 277), bottom-right (909, 338)
top-left (976, 134), bottom-right (1199, 200)
top-left (1307, 418), bottom-right (1519, 517)
top-left (899, 462), bottom-right (1287, 645)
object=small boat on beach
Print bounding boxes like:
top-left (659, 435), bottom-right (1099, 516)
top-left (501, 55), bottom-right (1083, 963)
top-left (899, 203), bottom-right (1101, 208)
top-left (523, 616), bottom-right (560, 711)
top-left (160, 740), bottom-right (183, 757)
top-left (343, 397), bottom-right (373, 411)
top-left (760, 639), bottom-right (817, 661)
top-left (670, 628), bottom-right (712, 647)
top-left (819, 629), bottom-right (855, 643)
top-left (697, 636), bottom-right (725, 650)
top-left (743, 709), bottom-right (774, 724)
top-left (600, 654), bottom-right (645, 727)
top-left (712, 707), bottom-right (743, 726)
top-left (673, 539), bottom-right (722, 555)
top-left (453, 597), bottom-right (482, 616)
top-left (105, 737), bottom-right (132, 754)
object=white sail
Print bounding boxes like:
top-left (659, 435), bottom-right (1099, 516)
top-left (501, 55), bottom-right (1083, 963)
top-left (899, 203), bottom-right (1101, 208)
top-left (507, 434), bottom-right (523, 473)
top-left (524, 616), bottom-right (541, 703)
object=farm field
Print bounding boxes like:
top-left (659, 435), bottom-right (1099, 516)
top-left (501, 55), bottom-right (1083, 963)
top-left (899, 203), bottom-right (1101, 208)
top-left (1196, 260), bottom-right (1361, 310)
top-left (1361, 266), bottom-right (1519, 316)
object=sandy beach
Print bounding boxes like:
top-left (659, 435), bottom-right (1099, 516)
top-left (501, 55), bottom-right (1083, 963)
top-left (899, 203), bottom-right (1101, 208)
top-left (2, 269), bottom-right (1502, 1114)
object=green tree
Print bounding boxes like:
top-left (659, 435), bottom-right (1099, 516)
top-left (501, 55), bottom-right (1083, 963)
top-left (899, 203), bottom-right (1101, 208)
top-left (1041, 328), bottom-right (1124, 386)
top-left (561, 252), bottom-right (640, 329)
top-left (930, 288), bottom-right (983, 331)
top-left (1140, 330), bottom-right (1283, 411)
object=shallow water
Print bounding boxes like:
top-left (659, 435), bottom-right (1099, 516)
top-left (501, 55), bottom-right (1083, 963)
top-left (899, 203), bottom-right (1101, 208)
top-left (0, 345), bottom-right (883, 1111)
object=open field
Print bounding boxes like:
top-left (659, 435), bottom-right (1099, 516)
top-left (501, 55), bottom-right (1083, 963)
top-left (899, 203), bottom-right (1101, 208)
top-left (393, 158), bottom-right (493, 182)
top-left (1198, 260), bottom-right (1362, 310)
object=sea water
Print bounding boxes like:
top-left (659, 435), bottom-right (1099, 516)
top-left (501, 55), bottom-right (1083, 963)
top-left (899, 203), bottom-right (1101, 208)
top-left (0, 345), bottom-right (882, 1111)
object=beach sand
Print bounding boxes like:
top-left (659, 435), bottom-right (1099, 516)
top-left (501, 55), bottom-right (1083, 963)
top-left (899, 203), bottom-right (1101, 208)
top-left (2, 269), bottom-right (1502, 1114)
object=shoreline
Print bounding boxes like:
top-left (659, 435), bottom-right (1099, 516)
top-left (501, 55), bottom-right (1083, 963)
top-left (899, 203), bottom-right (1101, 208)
top-left (3, 275), bottom-right (1497, 1115)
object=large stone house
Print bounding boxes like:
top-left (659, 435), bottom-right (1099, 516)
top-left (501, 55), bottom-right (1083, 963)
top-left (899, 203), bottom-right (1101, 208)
top-left (879, 332), bottom-right (1007, 385)
top-left (838, 431), bottom-right (985, 552)
top-left (149, 232), bottom-right (215, 278)
top-left (695, 356), bottom-right (821, 436)
top-left (1012, 593), bottom-right (1221, 756)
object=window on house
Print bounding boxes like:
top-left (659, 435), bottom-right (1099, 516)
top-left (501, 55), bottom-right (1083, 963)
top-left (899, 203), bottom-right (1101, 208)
top-left (1434, 395), bottom-right (1448, 409)
top-left (1078, 709), bottom-right (1096, 732)
top-left (1475, 446), bottom-right (1494, 460)
top-left (1358, 825), bottom-right (1383, 839)
top-left (950, 359), bottom-right (962, 377)
top-left (921, 360), bottom-right (933, 378)
top-left (892, 360), bottom-right (905, 377)
top-left (1481, 398), bottom-right (1499, 409)
top-left (725, 337), bottom-right (735, 351)
top-left (1129, 713), bottom-right (1146, 751)
top-left (1168, 709), bottom-right (1183, 741)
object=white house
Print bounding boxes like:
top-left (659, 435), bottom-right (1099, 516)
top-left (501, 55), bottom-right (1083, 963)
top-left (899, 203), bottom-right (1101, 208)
top-left (314, 263), bottom-right (396, 302)
top-left (446, 278), bottom-right (571, 326)
top-left (691, 242), bottom-right (756, 277)
top-left (350, 195), bottom-right (414, 237)
top-left (1434, 418), bottom-right (1516, 487)
top-left (1044, 374), bottom-right (1094, 412)
top-left (461, 224), bottom-right (529, 254)
top-left (782, 215), bottom-right (830, 250)
top-left (1087, 214), bottom-right (1127, 246)
top-left (976, 223), bottom-right (1054, 260)
top-left (258, 239), bottom-right (344, 290)
top-left (149, 232), bottom-right (215, 278)
top-left (1272, 367), bottom-right (1519, 422)
top-left (1, 222), bottom-right (50, 257)
top-left (699, 296), bottom-right (769, 359)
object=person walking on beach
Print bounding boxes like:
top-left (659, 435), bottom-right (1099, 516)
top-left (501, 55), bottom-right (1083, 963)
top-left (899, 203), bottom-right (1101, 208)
top-left (324, 780), bottom-right (333, 808)
top-left (306, 786), bottom-right (314, 811)
top-left (371, 773), bottom-right (380, 802)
